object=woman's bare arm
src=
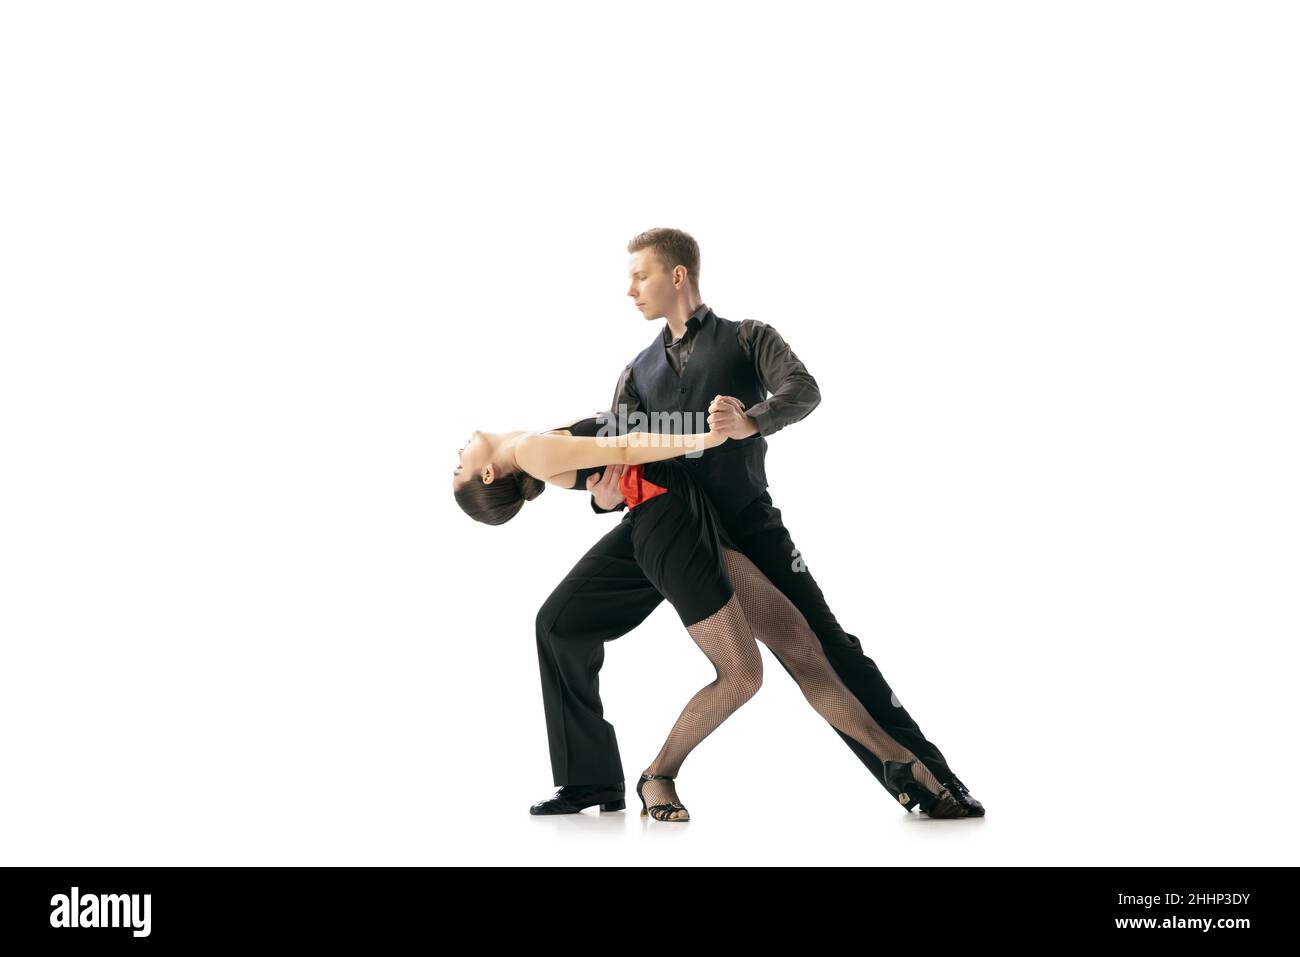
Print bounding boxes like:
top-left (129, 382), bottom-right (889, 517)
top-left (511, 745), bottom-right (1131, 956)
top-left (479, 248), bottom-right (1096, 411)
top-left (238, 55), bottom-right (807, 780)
top-left (516, 429), bottom-right (727, 483)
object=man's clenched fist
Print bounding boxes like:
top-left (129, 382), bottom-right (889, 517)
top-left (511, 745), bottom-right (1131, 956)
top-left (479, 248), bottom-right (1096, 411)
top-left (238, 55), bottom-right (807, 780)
top-left (707, 395), bottom-right (759, 439)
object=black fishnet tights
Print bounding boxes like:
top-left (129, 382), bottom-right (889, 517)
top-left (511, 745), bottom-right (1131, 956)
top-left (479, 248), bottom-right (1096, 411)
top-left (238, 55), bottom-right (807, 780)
top-left (640, 547), bottom-right (948, 814)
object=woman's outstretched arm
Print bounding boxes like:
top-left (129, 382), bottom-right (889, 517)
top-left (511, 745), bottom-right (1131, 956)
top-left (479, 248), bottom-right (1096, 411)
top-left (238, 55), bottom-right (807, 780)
top-left (516, 428), bottom-right (727, 483)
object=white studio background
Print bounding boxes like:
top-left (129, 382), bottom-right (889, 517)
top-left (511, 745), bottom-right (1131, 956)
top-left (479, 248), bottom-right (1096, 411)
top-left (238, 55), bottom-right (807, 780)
top-left (1, 2), bottom-right (1297, 867)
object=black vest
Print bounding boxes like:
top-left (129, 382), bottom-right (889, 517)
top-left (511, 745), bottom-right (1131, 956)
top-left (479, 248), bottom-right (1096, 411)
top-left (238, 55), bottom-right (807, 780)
top-left (621, 310), bottom-right (769, 519)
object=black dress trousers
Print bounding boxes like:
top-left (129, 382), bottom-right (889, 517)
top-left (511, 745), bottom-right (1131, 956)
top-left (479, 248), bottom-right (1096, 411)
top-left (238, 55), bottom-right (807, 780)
top-left (534, 489), bottom-right (956, 791)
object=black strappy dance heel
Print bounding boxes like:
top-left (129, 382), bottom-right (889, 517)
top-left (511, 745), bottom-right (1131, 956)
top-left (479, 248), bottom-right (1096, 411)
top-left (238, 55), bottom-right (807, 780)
top-left (637, 773), bottom-right (690, 822)
top-left (882, 759), bottom-right (970, 818)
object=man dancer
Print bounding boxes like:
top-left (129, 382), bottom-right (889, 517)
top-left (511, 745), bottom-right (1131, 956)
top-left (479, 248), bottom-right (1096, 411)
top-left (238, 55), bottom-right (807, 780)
top-left (532, 227), bottom-right (983, 817)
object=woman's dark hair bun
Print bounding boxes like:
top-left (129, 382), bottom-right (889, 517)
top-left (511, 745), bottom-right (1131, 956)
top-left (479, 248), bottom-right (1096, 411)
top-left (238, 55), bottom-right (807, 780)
top-left (519, 473), bottom-right (546, 502)
top-left (454, 468), bottom-right (546, 525)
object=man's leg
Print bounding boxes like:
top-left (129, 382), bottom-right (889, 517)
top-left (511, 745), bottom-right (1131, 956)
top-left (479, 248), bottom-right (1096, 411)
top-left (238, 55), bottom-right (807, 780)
top-left (536, 515), bottom-right (665, 785)
top-left (724, 493), bottom-right (956, 795)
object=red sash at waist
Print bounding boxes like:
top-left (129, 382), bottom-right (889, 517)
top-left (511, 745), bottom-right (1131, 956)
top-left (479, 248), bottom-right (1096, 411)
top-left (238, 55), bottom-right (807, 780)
top-left (619, 463), bottom-right (669, 509)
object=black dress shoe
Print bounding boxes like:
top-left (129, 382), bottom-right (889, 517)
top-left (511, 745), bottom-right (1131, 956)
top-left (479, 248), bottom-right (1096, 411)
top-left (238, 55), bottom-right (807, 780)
top-left (529, 782), bottom-right (626, 815)
top-left (881, 760), bottom-right (970, 818)
top-left (938, 774), bottom-right (985, 817)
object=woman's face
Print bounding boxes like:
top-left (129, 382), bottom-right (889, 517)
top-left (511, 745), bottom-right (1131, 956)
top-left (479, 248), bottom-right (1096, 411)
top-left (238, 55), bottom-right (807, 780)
top-left (453, 430), bottom-right (495, 488)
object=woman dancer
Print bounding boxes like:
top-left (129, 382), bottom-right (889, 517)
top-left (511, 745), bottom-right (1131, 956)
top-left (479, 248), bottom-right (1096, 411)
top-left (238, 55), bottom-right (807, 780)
top-left (452, 407), bottom-right (970, 819)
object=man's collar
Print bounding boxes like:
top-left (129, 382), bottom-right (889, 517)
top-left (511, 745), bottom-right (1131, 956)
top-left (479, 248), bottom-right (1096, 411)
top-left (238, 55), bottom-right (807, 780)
top-left (662, 303), bottom-right (711, 345)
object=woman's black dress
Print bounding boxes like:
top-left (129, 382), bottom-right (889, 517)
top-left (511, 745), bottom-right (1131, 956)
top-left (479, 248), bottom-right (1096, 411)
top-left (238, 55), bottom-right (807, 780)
top-left (547, 416), bottom-right (737, 628)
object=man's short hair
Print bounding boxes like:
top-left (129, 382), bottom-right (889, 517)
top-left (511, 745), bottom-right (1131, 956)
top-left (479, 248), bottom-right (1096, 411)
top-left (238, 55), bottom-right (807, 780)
top-left (628, 227), bottom-right (701, 297)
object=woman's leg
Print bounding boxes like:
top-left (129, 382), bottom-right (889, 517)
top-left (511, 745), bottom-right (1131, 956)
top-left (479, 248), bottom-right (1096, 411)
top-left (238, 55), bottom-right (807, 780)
top-left (639, 592), bottom-right (763, 818)
top-left (719, 546), bottom-right (967, 815)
